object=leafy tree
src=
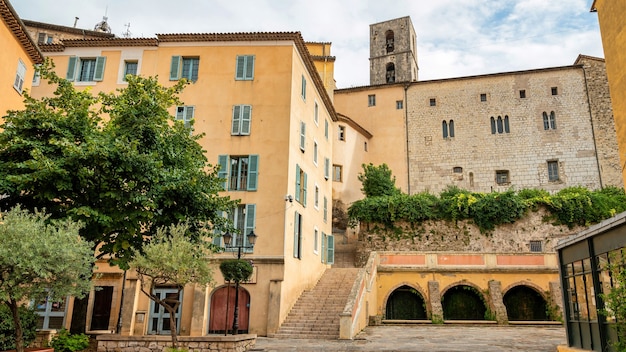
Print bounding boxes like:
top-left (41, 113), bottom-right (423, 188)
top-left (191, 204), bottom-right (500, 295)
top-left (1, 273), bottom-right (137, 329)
top-left (358, 163), bottom-right (400, 198)
top-left (601, 251), bottom-right (626, 351)
top-left (0, 206), bottom-right (94, 352)
top-left (0, 305), bottom-right (37, 351)
top-left (130, 223), bottom-right (215, 347)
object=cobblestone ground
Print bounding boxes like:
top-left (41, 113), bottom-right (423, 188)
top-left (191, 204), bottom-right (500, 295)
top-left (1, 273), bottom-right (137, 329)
top-left (252, 325), bottom-right (567, 352)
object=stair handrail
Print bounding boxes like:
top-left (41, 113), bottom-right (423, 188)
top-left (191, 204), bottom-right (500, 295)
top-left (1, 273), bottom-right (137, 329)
top-left (339, 251), bottom-right (379, 339)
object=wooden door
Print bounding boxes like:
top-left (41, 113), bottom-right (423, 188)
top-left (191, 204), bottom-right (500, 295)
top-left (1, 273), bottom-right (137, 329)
top-left (208, 285), bottom-right (250, 334)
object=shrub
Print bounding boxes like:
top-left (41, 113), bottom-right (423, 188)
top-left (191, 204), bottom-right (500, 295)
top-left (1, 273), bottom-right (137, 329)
top-left (219, 259), bottom-right (253, 283)
top-left (0, 305), bottom-right (38, 351)
top-left (50, 329), bottom-right (90, 352)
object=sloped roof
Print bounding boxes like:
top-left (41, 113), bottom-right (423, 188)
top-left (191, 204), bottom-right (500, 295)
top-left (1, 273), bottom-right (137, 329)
top-left (22, 19), bottom-right (115, 38)
top-left (0, 0), bottom-right (43, 63)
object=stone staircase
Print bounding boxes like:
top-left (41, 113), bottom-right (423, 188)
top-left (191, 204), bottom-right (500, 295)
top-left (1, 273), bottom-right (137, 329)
top-left (273, 242), bottom-right (359, 339)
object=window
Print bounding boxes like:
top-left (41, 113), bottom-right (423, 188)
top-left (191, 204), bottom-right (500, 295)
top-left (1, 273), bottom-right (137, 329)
top-left (301, 75), bottom-right (307, 100)
top-left (221, 204), bottom-right (257, 250)
top-left (13, 59), bottom-right (26, 93)
top-left (37, 32), bottom-right (46, 44)
top-left (321, 232), bottom-right (334, 264)
top-left (543, 111), bottom-right (556, 130)
top-left (314, 102), bottom-right (319, 125)
top-left (300, 121), bottom-right (306, 151)
top-left (217, 155), bottom-right (259, 191)
top-left (519, 90), bottom-right (526, 99)
top-left (504, 115), bottom-right (510, 133)
top-left (529, 240), bottom-right (542, 252)
top-left (385, 30), bottom-right (395, 53)
top-left (324, 157), bottom-right (330, 180)
top-left (169, 56), bottom-right (199, 81)
top-left (548, 160), bottom-right (559, 181)
top-left (34, 294), bottom-right (68, 329)
top-left (123, 61), bottom-right (138, 80)
top-left (314, 185), bottom-right (319, 209)
top-left (332, 164), bottom-right (342, 182)
top-left (231, 105), bottom-right (252, 135)
top-left (480, 93), bottom-right (487, 102)
top-left (338, 126), bottom-right (345, 141)
top-left (496, 170), bottom-right (510, 184)
top-left (551, 87), bottom-right (558, 95)
top-left (235, 55), bottom-right (255, 80)
top-left (442, 120), bottom-right (454, 138)
top-left (176, 106), bottom-right (194, 129)
top-left (313, 141), bottom-right (318, 165)
top-left (314, 228), bottom-right (319, 254)
top-left (453, 167), bottom-right (463, 173)
top-left (149, 288), bottom-right (181, 335)
top-left (32, 65), bottom-right (41, 86)
top-left (325, 119), bottom-right (329, 139)
top-left (294, 212), bottom-right (302, 259)
top-left (429, 98), bottom-right (436, 106)
top-left (386, 63), bottom-right (395, 83)
top-left (491, 116), bottom-right (510, 134)
top-left (323, 196), bottom-right (328, 223)
top-left (295, 164), bottom-right (307, 206)
top-left (368, 94), bottom-right (376, 107)
top-left (364, 141), bottom-right (368, 151)
top-left (66, 56), bottom-right (106, 82)
top-left (443, 121), bottom-right (448, 138)
top-left (396, 100), bottom-right (403, 109)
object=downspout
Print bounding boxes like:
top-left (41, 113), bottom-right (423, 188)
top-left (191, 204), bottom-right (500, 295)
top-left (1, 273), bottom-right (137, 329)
top-left (404, 83), bottom-right (411, 194)
top-left (581, 64), bottom-right (604, 188)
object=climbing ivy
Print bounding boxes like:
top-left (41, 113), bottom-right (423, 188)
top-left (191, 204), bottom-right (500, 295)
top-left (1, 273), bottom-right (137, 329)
top-left (348, 186), bottom-right (626, 233)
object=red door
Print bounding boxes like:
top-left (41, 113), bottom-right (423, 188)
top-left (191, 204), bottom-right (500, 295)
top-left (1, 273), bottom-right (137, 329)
top-left (208, 285), bottom-right (250, 334)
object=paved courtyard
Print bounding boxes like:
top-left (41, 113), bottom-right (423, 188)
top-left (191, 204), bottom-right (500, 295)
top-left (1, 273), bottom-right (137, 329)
top-left (252, 325), bottom-right (567, 352)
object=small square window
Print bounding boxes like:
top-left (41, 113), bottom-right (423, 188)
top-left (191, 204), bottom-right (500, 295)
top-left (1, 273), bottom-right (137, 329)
top-left (338, 126), bottom-right (345, 141)
top-left (519, 90), bottom-right (526, 99)
top-left (396, 100), bottom-right (403, 109)
top-left (453, 167), bottom-right (463, 174)
top-left (123, 61), bottom-right (138, 81)
top-left (480, 93), bottom-right (487, 102)
top-left (551, 87), bottom-right (558, 95)
top-left (429, 98), bottom-right (436, 106)
top-left (495, 170), bottom-right (509, 184)
top-left (530, 240), bottom-right (542, 252)
top-left (368, 94), bottom-right (376, 107)
top-left (332, 165), bottom-right (342, 182)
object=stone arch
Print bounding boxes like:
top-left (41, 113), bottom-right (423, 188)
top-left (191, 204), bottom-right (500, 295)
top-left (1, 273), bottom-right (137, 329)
top-left (441, 282), bottom-right (489, 320)
top-left (385, 30), bottom-right (395, 53)
top-left (502, 282), bottom-right (549, 321)
top-left (384, 283), bottom-right (428, 320)
top-left (386, 62), bottom-right (395, 83)
top-left (207, 284), bottom-right (251, 334)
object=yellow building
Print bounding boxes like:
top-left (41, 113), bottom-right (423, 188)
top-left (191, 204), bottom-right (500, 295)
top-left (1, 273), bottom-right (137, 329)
top-left (32, 32), bottom-right (337, 337)
top-left (0, 0), bottom-right (43, 115)
top-left (591, 0), bottom-right (626, 186)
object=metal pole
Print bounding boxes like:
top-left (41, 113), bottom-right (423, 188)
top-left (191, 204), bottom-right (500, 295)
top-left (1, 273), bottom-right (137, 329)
top-left (232, 245), bottom-right (242, 335)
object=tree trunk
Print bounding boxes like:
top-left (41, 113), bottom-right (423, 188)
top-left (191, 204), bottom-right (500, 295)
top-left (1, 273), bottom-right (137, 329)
top-left (8, 300), bottom-right (25, 352)
top-left (165, 303), bottom-right (178, 348)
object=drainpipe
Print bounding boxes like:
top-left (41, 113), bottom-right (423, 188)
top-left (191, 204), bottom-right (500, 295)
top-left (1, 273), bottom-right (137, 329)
top-left (404, 83), bottom-right (411, 194)
top-left (581, 64), bottom-right (604, 188)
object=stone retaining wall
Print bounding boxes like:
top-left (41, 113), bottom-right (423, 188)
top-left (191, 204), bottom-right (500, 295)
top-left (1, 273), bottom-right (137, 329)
top-left (96, 334), bottom-right (256, 352)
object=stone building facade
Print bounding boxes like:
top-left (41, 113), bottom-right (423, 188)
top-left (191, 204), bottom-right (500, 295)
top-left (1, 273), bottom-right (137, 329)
top-left (369, 16), bottom-right (418, 85)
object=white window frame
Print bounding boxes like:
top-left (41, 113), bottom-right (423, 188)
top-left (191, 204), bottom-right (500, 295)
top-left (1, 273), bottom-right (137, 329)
top-left (123, 60), bottom-right (138, 81)
top-left (314, 101), bottom-right (319, 125)
top-left (313, 140), bottom-right (318, 165)
top-left (176, 106), bottom-right (194, 129)
top-left (67, 56), bottom-right (106, 83)
top-left (235, 55), bottom-right (255, 80)
top-left (34, 294), bottom-right (69, 330)
top-left (231, 105), bottom-right (252, 136)
top-left (300, 121), bottom-right (306, 152)
top-left (148, 288), bottom-right (182, 335)
top-left (13, 59), bottom-right (27, 94)
top-left (313, 227), bottom-right (319, 254)
top-left (314, 184), bottom-right (319, 209)
top-left (301, 75), bottom-right (307, 100)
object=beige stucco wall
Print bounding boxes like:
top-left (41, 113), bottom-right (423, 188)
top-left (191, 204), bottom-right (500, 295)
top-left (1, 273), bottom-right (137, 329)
top-left (0, 15), bottom-right (36, 115)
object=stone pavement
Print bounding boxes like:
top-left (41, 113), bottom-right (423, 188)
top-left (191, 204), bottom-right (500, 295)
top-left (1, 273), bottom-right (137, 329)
top-left (252, 325), bottom-right (567, 352)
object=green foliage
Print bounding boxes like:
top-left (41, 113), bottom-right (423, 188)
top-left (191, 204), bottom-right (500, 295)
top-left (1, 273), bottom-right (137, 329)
top-left (348, 185), bottom-right (626, 233)
top-left (0, 60), bottom-right (238, 267)
top-left (50, 329), bottom-right (90, 352)
top-left (358, 163), bottom-right (400, 198)
top-left (0, 305), bottom-right (37, 351)
top-left (601, 251), bottom-right (626, 352)
top-left (0, 206), bottom-right (94, 352)
top-left (219, 259), bottom-right (254, 283)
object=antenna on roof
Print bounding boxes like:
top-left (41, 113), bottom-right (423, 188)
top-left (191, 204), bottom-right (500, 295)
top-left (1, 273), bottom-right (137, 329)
top-left (122, 23), bottom-right (132, 38)
top-left (94, 6), bottom-right (112, 33)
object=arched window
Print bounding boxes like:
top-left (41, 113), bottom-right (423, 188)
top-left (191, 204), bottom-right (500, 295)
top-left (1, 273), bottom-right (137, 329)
top-left (542, 112), bottom-right (549, 130)
top-left (504, 115), bottom-right (510, 133)
top-left (549, 111), bottom-right (556, 129)
top-left (449, 120), bottom-right (455, 137)
top-left (385, 30), bottom-right (395, 53)
top-left (543, 111), bottom-right (557, 130)
top-left (386, 63), bottom-right (395, 83)
top-left (497, 116), bottom-right (503, 134)
top-left (442, 120), bottom-right (448, 138)
top-left (490, 117), bottom-right (496, 134)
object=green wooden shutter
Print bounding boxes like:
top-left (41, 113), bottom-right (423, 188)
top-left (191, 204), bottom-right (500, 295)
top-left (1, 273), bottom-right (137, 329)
top-left (231, 105), bottom-right (241, 135)
top-left (217, 155), bottom-right (229, 190)
top-left (66, 56), bottom-right (78, 81)
top-left (244, 204), bottom-right (256, 248)
top-left (295, 164), bottom-right (301, 203)
top-left (293, 212), bottom-right (300, 258)
top-left (236, 56), bottom-right (245, 79)
top-left (241, 105), bottom-right (251, 135)
top-left (247, 155), bottom-right (259, 191)
top-left (245, 56), bottom-right (254, 79)
top-left (300, 121), bottom-right (306, 151)
top-left (323, 196), bottom-right (328, 222)
top-left (170, 56), bottom-right (181, 80)
top-left (321, 232), bottom-right (326, 263)
top-left (326, 235), bottom-right (334, 264)
top-left (302, 171), bottom-right (307, 206)
top-left (93, 56), bottom-right (106, 81)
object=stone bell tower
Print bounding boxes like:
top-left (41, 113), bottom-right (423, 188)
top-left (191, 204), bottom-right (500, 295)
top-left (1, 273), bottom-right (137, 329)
top-left (369, 16), bottom-right (418, 85)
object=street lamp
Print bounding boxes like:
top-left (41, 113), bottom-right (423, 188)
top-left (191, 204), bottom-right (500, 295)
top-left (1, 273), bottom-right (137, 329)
top-left (222, 230), bottom-right (257, 335)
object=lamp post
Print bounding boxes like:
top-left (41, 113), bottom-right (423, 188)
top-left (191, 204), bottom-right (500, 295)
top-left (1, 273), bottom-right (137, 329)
top-left (222, 230), bottom-right (257, 335)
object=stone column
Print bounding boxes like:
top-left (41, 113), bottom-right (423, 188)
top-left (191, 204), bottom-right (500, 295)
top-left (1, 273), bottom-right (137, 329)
top-left (189, 284), bottom-right (209, 336)
top-left (488, 280), bottom-right (508, 324)
top-left (266, 279), bottom-right (283, 336)
top-left (428, 281), bottom-right (443, 323)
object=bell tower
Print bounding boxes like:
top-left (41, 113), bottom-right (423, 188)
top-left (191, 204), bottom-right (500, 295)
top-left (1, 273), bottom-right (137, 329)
top-left (369, 16), bottom-right (418, 85)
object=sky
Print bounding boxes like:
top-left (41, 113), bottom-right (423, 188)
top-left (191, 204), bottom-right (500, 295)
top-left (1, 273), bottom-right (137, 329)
top-left (12, 0), bottom-right (603, 88)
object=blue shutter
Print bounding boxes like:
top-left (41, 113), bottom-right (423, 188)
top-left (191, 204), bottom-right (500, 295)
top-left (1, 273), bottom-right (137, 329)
top-left (231, 105), bottom-right (241, 135)
top-left (247, 155), bottom-right (259, 191)
top-left (295, 165), bottom-right (301, 203)
top-left (302, 171), bottom-right (307, 207)
top-left (326, 235), bottom-right (334, 264)
top-left (66, 56), bottom-right (78, 81)
top-left (93, 56), bottom-right (106, 81)
top-left (245, 56), bottom-right (254, 80)
top-left (236, 56), bottom-right (245, 79)
top-left (217, 155), bottom-right (229, 190)
top-left (244, 204), bottom-right (256, 249)
top-left (241, 105), bottom-right (251, 135)
top-left (170, 56), bottom-right (181, 80)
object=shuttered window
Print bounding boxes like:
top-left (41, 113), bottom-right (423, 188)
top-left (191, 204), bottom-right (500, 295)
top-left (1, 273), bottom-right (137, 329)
top-left (231, 105), bottom-right (252, 135)
top-left (66, 56), bottom-right (106, 82)
top-left (235, 55), bottom-right (255, 80)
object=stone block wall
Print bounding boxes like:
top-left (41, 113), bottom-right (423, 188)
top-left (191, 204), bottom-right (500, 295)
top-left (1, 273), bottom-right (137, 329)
top-left (96, 335), bottom-right (256, 352)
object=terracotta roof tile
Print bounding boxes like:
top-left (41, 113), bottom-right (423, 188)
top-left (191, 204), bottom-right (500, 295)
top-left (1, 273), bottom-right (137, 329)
top-left (0, 0), bottom-right (44, 63)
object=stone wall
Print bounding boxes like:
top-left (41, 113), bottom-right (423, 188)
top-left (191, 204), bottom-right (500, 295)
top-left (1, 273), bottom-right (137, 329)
top-left (96, 335), bottom-right (256, 352)
top-left (355, 208), bottom-right (581, 266)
